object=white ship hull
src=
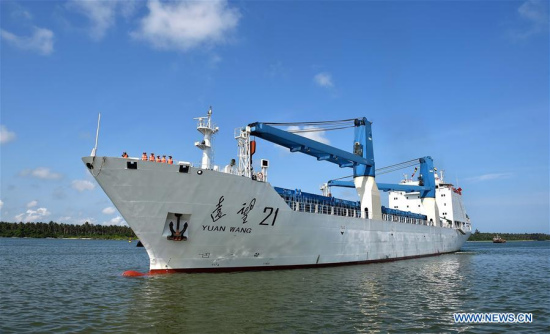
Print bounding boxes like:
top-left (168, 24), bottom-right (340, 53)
top-left (83, 156), bottom-right (470, 273)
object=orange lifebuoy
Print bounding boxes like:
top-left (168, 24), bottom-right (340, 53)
top-left (250, 140), bottom-right (256, 156)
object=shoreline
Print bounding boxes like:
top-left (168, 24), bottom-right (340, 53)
top-left (2, 236), bottom-right (136, 241)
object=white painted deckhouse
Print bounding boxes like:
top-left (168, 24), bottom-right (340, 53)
top-left (83, 108), bottom-right (471, 273)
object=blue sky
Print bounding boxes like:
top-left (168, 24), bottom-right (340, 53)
top-left (1, 0), bottom-right (548, 233)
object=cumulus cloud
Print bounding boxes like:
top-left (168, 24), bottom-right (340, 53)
top-left (15, 207), bottom-right (51, 223)
top-left (0, 27), bottom-right (54, 55)
top-left (72, 180), bottom-right (96, 192)
top-left (26, 200), bottom-right (38, 209)
top-left (512, 0), bottom-right (549, 39)
top-left (287, 126), bottom-right (331, 145)
top-left (314, 72), bottom-right (334, 88)
top-left (0, 125), bottom-right (16, 144)
top-left (105, 216), bottom-right (125, 226)
top-left (466, 173), bottom-right (513, 183)
top-left (10, 2), bottom-right (33, 20)
top-left (102, 206), bottom-right (116, 215)
top-left (20, 167), bottom-right (63, 180)
top-left (67, 0), bottom-right (137, 40)
top-left (132, 0), bottom-right (240, 52)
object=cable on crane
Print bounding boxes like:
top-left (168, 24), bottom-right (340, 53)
top-left (288, 125), bottom-right (355, 133)
top-left (329, 158), bottom-right (423, 181)
top-left (264, 118), bottom-right (357, 126)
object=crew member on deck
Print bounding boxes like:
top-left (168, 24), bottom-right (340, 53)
top-left (168, 156), bottom-right (173, 164)
top-left (156, 155), bottom-right (161, 163)
top-left (142, 152), bottom-right (147, 161)
top-left (149, 153), bottom-right (155, 161)
top-left (161, 155), bottom-right (166, 163)
top-left (122, 152), bottom-right (128, 158)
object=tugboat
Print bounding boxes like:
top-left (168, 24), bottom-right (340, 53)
top-left (493, 235), bottom-right (506, 243)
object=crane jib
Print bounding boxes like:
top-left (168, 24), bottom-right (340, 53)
top-left (248, 120), bottom-right (374, 175)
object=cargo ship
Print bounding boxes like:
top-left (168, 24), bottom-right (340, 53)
top-left (83, 108), bottom-right (472, 273)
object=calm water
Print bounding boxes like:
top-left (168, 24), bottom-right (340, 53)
top-left (0, 238), bottom-right (548, 333)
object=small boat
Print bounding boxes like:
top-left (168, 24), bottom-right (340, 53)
top-left (493, 235), bottom-right (506, 243)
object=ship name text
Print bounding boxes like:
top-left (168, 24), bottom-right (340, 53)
top-left (202, 225), bottom-right (252, 234)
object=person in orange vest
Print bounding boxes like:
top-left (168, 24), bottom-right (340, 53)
top-left (122, 152), bottom-right (128, 158)
top-left (168, 156), bottom-right (173, 164)
top-left (161, 155), bottom-right (166, 163)
top-left (156, 155), bottom-right (161, 163)
top-left (149, 153), bottom-right (155, 161)
top-left (142, 152), bottom-right (147, 161)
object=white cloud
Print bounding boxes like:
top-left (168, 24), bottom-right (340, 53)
top-left (314, 72), bottom-right (334, 88)
top-left (0, 27), bottom-right (54, 55)
top-left (102, 206), bottom-right (116, 215)
top-left (512, 0), bottom-right (549, 39)
top-left (519, 0), bottom-right (548, 25)
top-left (132, 0), bottom-right (240, 52)
top-left (67, 1), bottom-right (139, 40)
top-left (287, 126), bottom-right (331, 145)
top-left (10, 4), bottom-right (32, 20)
top-left (20, 167), bottom-right (63, 180)
top-left (0, 200), bottom-right (3, 210)
top-left (15, 207), bottom-right (51, 223)
top-left (466, 173), bottom-right (513, 183)
top-left (0, 125), bottom-right (16, 144)
top-left (26, 200), bottom-right (38, 209)
top-left (72, 180), bottom-right (96, 192)
top-left (67, 0), bottom-right (116, 40)
top-left (105, 216), bottom-right (125, 226)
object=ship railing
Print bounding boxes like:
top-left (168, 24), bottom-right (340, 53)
top-left (185, 162), bottom-right (243, 176)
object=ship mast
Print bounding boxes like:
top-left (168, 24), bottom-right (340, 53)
top-left (194, 107), bottom-right (219, 169)
top-left (234, 126), bottom-right (252, 177)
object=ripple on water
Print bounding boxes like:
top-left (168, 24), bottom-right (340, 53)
top-left (0, 239), bottom-right (548, 333)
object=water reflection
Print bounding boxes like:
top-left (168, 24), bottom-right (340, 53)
top-left (1, 239), bottom-right (548, 333)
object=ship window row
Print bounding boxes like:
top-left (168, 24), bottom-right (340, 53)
top-left (382, 214), bottom-right (427, 225)
top-left (283, 199), bottom-right (362, 218)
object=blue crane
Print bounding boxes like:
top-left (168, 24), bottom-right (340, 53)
top-left (248, 118), bottom-right (439, 223)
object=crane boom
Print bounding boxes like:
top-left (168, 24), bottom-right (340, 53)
top-left (327, 156), bottom-right (437, 198)
top-left (248, 118), bottom-right (375, 176)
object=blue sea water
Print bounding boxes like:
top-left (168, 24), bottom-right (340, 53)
top-left (0, 238), bottom-right (548, 333)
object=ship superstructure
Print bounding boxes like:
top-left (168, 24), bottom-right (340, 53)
top-left (388, 173), bottom-right (470, 231)
top-left (83, 108), bottom-right (471, 273)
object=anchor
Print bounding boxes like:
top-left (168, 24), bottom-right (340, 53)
top-left (168, 213), bottom-right (188, 241)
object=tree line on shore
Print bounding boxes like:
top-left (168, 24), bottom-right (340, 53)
top-left (1, 222), bottom-right (548, 241)
top-left (0, 221), bottom-right (136, 240)
top-left (469, 229), bottom-right (550, 241)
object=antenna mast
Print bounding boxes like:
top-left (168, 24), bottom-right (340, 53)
top-left (90, 113), bottom-right (101, 157)
top-left (194, 106), bottom-right (219, 169)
